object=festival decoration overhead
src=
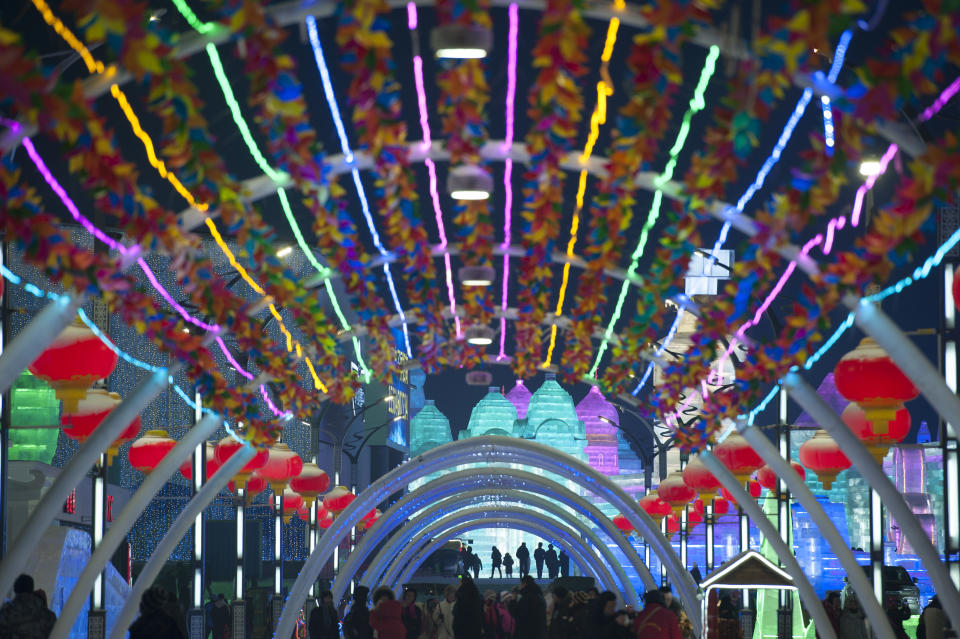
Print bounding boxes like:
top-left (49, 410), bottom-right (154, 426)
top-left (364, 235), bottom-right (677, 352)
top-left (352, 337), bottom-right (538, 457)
top-left (215, 436), bottom-right (268, 491)
top-left (834, 338), bottom-right (918, 435)
top-left (29, 320), bottom-right (119, 413)
top-left (841, 402), bottom-right (911, 464)
top-left (756, 462), bottom-right (805, 491)
top-left (128, 430), bottom-right (177, 475)
top-left (290, 463), bottom-right (332, 507)
top-left (798, 430), bottom-right (851, 490)
top-left (61, 389), bottom-right (141, 464)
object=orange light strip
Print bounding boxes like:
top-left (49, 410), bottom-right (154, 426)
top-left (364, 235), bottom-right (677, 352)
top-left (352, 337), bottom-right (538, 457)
top-left (543, 14), bottom-right (622, 368)
top-left (32, 0), bottom-right (329, 393)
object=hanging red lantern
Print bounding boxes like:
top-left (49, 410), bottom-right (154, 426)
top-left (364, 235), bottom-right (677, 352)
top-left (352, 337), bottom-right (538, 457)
top-left (638, 490), bottom-right (672, 525)
top-left (323, 486), bottom-right (356, 515)
top-left (363, 509), bottom-right (382, 530)
top-left (128, 430), bottom-right (177, 474)
top-left (682, 456), bottom-right (723, 505)
top-left (612, 514), bottom-right (634, 534)
top-left (693, 499), bottom-right (705, 515)
top-left (687, 510), bottom-right (704, 530)
top-left (282, 488), bottom-right (304, 523)
top-left (297, 503), bottom-right (310, 519)
top-left (657, 471), bottom-right (697, 516)
top-left (713, 497), bottom-right (730, 515)
top-left (228, 475), bottom-right (267, 502)
top-left (756, 462), bottom-right (806, 491)
top-left (841, 402), bottom-right (911, 464)
top-left (798, 430), bottom-right (851, 490)
top-left (318, 509), bottom-right (334, 529)
top-left (953, 271), bottom-right (960, 312)
top-left (665, 513), bottom-right (680, 539)
top-left (255, 442), bottom-right (304, 494)
top-left (289, 462), bottom-right (331, 507)
top-left (834, 338), bottom-right (918, 435)
top-left (713, 433), bottom-right (764, 483)
top-left (60, 388), bottom-right (141, 464)
top-left (179, 446), bottom-right (219, 481)
top-left (214, 436), bottom-right (268, 491)
top-left (29, 319), bottom-right (119, 413)
top-left (720, 481), bottom-right (762, 508)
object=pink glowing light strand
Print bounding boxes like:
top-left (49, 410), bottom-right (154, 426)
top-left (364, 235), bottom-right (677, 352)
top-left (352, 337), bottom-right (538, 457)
top-left (136, 257), bottom-right (221, 333)
top-left (850, 142), bottom-right (898, 227)
top-left (498, 3), bottom-right (519, 361)
top-left (409, 9), bottom-right (461, 337)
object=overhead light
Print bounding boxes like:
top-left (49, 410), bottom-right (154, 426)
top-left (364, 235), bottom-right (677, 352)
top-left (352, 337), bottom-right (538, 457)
top-left (859, 160), bottom-right (882, 177)
top-left (458, 265), bottom-right (495, 287)
top-left (447, 165), bottom-right (493, 200)
top-left (277, 245), bottom-right (294, 258)
top-left (431, 24), bottom-right (492, 59)
top-left (465, 325), bottom-right (495, 346)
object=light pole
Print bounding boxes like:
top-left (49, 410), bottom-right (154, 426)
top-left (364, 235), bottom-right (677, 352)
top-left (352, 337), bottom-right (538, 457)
top-left (316, 394), bottom-right (395, 487)
top-left (598, 414), bottom-right (672, 488)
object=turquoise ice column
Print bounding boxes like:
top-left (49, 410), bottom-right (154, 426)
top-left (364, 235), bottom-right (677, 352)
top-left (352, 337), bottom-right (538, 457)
top-left (505, 380), bottom-right (533, 422)
top-left (460, 387), bottom-right (519, 439)
top-left (518, 374), bottom-right (586, 463)
top-left (408, 400), bottom-right (452, 491)
top-left (576, 385), bottom-right (620, 476)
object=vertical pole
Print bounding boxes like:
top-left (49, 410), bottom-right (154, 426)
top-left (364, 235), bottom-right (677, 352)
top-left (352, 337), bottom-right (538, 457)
top-left (88, 453), bottom-right (107, 639)
top-left (0, 242), bottom-right (9, 559)
top-left (777, 408), bottom-right (792, 633)
top-left (943, 264), bottom-right (960, 587)
top-left (660, 518), bottom-right (668, 586)
top-left (679, 453), bottom-right (688, 571)
top-left (189, 392), bottom-right (205, 639)
top-left (234, 486), bottom-right (245, 639)
top-left (870, 489), bottom-right (884, 604)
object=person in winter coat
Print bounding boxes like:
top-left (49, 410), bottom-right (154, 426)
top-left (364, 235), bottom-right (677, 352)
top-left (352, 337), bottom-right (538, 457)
top-left (468, 547), bottom-right (482, 580)
top-left (370, 587), bottom-right (406, 639)
top-left (128, 585), bottom-right (187, 639)
top-left (309, 591), bottom-right (340, 639)
top-left (547, 586), bottom-right (581, 639)
top-left (490, 547), bottom-right (503, 579)
top-left (633, 590), bottom-right (681, 639)
top-left (209, 594), bottom-right (231, 639)
top-left (838, 595), bottom-right (868, 639)
top-left (544, 545), bottom-right (559, 580)
top-left (516, 543), bottom-right (531, 578)
top-left (481, 591), bottom-right (514, 639)
top-left (401, 589), bottom-right (424, 639)
top-left (558, 551), bottom-right (569, 578)
top-left (534, 543), bottom-right (546, 579)
top-left (503, 554), bottom-right (515, 578)
top-left (581, 592), bottom-right (631, 639)
top-left (434, 585), bottom-right (457, 639)
top-left (0, 574), bottom-right (56, 639)
top-left (509, 576), bottom-right (547, 639)
top-left (919, 595), bottom-right (948, 639)
top-left (453, 577), bottom-right (483, 639)
top-left (343, 586), bottom-right (374, 639)
top-left (422, 599), bottom-right (439, 639)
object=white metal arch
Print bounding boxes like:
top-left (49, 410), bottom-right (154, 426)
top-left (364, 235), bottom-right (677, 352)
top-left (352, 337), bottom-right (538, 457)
top-left (274, 436), bottom-right (700, 639)
top-left (331, 467), bottom-right (658, 603)
top-left (387, 516), bottom-right (612, 596)
top-left (362, 497), bottom-right (638, 605)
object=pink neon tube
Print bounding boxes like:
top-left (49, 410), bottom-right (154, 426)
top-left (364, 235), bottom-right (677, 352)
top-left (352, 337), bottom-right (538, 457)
top-left (498, 3), bottom-right (519, 361)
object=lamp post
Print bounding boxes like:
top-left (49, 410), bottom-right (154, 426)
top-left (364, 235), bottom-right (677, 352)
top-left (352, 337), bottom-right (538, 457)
top-left (598, 414), bottom-right (671, 488)
top-left (316, 394), bottom-right (395, 487)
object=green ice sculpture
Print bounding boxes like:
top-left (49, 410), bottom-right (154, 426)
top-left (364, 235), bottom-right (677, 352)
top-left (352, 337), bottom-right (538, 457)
top-left (9, 371), bottom-right (60, 464)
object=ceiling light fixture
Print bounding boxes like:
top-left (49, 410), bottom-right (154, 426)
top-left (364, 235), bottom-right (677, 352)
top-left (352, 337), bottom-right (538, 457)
top-left (859, 160), bottom-right (882, 176)
top-left (431, 24), bottom-right (492, 59)
top-left (277, 245), bottom-right (293, 258)
top-left (447, 165), bottom-right (493, 200)
top-left (465, 325), bottom-right (495, 346)
top-left (458, 265), bottom-right (496, 287)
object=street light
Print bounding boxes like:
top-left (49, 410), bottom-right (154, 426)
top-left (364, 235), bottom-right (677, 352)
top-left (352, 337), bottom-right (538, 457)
top-left (599, 412), bottom-right (672, 487)
top-left (316, 394), bottom-right (396, 485)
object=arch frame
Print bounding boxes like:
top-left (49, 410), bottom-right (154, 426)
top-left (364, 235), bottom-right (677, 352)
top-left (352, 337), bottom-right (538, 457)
top-left (274, 436), bottom-right (699, 639)
top-left (363, 498), bottom-right (638, 605)
top-left (332, 467), bottom-right (657, 603)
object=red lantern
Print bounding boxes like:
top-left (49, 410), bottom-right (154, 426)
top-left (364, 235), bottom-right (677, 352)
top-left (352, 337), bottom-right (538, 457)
top-left (214, 436), bottom-right (268, 491)
top-left (128, 430), bottom-right (177, 474)
top-left (721, 481), bottom-right (762, 507)
top-left (798, 430), bottom-right (850, 490)
top-left (834, 338), bottom-right (918, 434)
top-left (29, 319), bottom-right (119, 413)
top-left (289, 462), bottom-right (331, 507)
top-left (60, 389), bottom-right (141, 464)
top-left (323, 486), bottom-right (356, 515)
top-left (179, 447), bottom-right (219, 481)
top-left (282, 488), bottom-right (304, 523)
top-left (713, 497), bottom-right (730, 515)
top-left (954, 271), bottom-right (960, 312)
top-left (296, 503), bottom-right (310, 519)
top-left (229, 475), bottom-right (267, 502)
top-left (255, 442), bottom-right (304, 494)
top-left (612, 514), bottom-right (634, 534)
top-left (682, 456), bottom-right (723, 505)
top-left (713, 433), bottom-right (764, 483)
top-left (687, 510), bottom-right (704, 530)
top-left (638, 490), bottom-right (672, 525)
top-left (756, 462), bottom-right (806, 491)
top-left (318, 509), bottom-right (334, 529)
top-left (363, 509), bottom-right (382, 530)
top-left (657, 471), bottom-right (697, 516)
top-left (665, 513), bottom-right (680, 538)
top-left (841, 402), bottom-right (911, 464)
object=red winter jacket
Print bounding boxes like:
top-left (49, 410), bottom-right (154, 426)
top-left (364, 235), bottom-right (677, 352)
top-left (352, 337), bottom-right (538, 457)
top-left (634, 602), bottom-right (681, 639)
top-left (370, 600), bottom-right (407, 639)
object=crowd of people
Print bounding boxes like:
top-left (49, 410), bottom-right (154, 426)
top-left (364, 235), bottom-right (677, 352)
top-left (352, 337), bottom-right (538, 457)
top-left (817, 590), bottom-right (953, 639)
top-left (458, 543), bottom-right (571, 581)
top-left (315, 575), bottom-right (696, 639)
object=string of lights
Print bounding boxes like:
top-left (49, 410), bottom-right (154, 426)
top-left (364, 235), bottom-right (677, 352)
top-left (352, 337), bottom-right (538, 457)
top-left (630, 29), bottom-right (855, 397)
top-left (589, 45), bottom-right (720, 378)
top-left (542, 3), bottom-right (623, 368)
top-left (30, 0), bottom-right (331, 393)
top-left (406, 3), bottom-right (462, 339)
top-left (305, 14), bottom-right (413, 358)
top-left (499, 3), bottom-right (519, 361)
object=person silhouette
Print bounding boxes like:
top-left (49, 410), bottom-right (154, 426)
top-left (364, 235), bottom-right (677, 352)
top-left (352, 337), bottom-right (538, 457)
top-left (516, 542), bottom-right (530, 578)
top-left (534, 543), bottom-right (546, 579)
top-left (558, 549), bottom-right (569, 578)
top-left (545, 544), bottom-right (559, 579)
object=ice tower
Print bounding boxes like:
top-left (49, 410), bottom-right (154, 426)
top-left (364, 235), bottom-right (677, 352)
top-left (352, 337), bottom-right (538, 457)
top-left (410, 399), bottom-right (452, 455)
top-left (460, 387), bottom-right (519, 438)
top-left (516, 374), bottom-right (586, 462)
top-left (506, 380), bottom-right (532, 420)
top-left (576, 385), bottom-right (619, 475)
